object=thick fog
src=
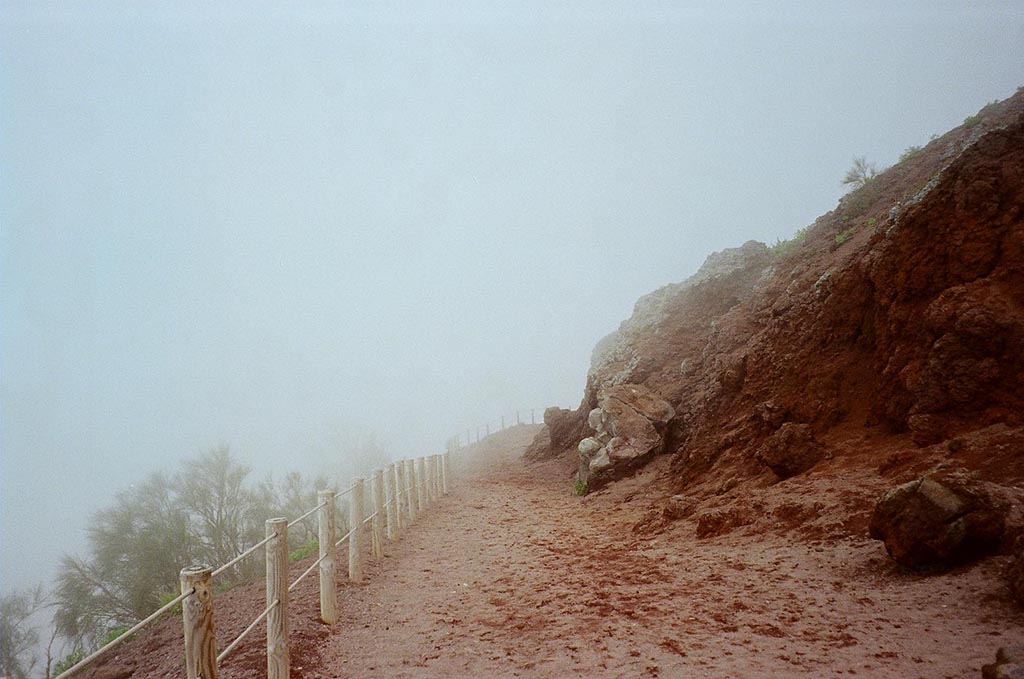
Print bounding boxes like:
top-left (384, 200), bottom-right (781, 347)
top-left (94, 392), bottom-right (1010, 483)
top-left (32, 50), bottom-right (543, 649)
top-left (2, 1), bottom-right (1021, 597)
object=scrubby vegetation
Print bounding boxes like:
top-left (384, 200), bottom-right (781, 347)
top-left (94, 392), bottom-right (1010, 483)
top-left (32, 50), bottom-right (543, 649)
top-left (51, 447), bottom-right (343, 654)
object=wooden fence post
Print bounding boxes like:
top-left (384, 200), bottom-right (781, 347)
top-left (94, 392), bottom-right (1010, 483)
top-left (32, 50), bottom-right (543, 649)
top-left (433, 455), bottom-right (441, 499)
top-left (501, 415), bottom-right (505, 430)
top-left (395, 461), bottom-right (406, 529)
top-left (317, 490), bottom-right (337, 625)
top-left (265, 518), bottom-right (289, 679)
top-left (486, 423), bottom-right (490, 436)
top-left (425, 455), bottom-right (434, 505)
top-left (531, 408), bottom-right (536, 424)
top-left (442, 451), bottom-right (449, 495)
top-left (181, 566), bottom-right (218, 679)
top-left (405, 459), bottom-right (417, 522)
top-left (349, 479), bottom-right (364, 582)
top-left (371, 469), bottom-right (384, 559)
top-left (417, 457), bottom-right (427, 511)
top-left (385, 463), bottom-right (397, 540)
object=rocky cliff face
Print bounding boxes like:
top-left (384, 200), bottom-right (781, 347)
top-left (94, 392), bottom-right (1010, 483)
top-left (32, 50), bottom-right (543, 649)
top-left (527, 91), bottom-right (1024, 512)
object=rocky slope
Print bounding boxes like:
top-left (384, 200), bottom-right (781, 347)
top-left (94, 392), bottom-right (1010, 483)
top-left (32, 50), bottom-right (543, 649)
top-left (527, 91), bottom-right (1024, 579)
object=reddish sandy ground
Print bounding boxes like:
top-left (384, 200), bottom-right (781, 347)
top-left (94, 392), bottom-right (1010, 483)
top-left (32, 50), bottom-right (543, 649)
top-left (304, 425), bottom-right (1023, 679)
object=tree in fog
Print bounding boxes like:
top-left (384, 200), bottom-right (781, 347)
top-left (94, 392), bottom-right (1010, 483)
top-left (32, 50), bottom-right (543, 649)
top-left (174, 446), bottom-right (265, 571)
top-left (54, 472), bottom-right (196, 649)
top-left (0, 585), bottom-right (45, 679)
top-left (841, 156), bottom-right (878, 189)
top-left (257, 470), bottom-right (336, 546)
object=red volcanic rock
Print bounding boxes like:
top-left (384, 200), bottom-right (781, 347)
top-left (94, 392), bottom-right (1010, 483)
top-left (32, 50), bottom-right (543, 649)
top-left (755, 422), bottom-right (825, 479)
top-left (868, 472), bottom-right (1006, 571)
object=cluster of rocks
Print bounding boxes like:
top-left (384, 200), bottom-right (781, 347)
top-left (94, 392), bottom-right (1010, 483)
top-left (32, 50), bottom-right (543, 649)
top-left (575, 384), bottom-right (674, 491)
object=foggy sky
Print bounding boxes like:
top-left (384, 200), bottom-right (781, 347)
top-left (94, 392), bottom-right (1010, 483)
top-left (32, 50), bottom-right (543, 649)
top-left (2, 1), bottom-right (1022, 592)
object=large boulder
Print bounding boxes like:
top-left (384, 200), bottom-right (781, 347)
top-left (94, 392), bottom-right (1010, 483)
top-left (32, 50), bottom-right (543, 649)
top-left (755, 422), bottom-right (825, 479)
top-left (868, 472), bottom-right (1006, 570)
top-left (576, 384), bottom-right (674, 490)
top-left (982, 645), bottom-right (1024, 679)
top-left (523, 406), bottom-right (587, 461)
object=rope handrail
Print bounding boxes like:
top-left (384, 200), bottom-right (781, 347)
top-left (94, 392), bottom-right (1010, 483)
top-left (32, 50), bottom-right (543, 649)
top-left (288, 551), bottom-right (329, 593)
top-left (61, 453), bottom-right (451, 678)
top-left (217, 598), bottom-right (279, 664)
top-left (287, 499), bottom-right (327, 528)
top-left (53, 588), bottom-right (194, 679)
top-left (212, 533), bottom-right (275, 578)
top-left (334, 525), bottom-right (356, 549)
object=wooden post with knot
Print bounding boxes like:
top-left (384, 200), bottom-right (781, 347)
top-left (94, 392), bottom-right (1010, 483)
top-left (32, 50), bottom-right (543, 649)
top-left (181, 566), bottom-right (218, 679)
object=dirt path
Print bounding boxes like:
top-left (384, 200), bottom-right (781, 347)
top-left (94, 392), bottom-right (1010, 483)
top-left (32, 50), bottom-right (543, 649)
top-left (310, 426), bottom-right (1022, 679)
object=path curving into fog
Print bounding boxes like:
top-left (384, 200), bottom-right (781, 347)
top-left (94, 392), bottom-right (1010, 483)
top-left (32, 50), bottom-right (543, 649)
top-left (311, 425), bottom-right (1022, 679)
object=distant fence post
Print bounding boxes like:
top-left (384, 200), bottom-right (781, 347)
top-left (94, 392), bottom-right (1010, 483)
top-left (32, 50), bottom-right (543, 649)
top-left (265, 518), bottom-right (289, 679)
top-left (349, 478), bottom-right (364, 582)
top-left (516, 410), bottom-right (521, 425)
top-left (396, 461), bottom-right (407, 528)
top-left (429, 456), bottom-right (436, 503)
top-left (531, 408), bottom-right (536, 424)
top-left (486, 423), bottom-right (490, 436)
top-left (385, 462), bottom-right (397, 540)
top-left (405, 459), bottom-right (417, 522)
top-left (417, 457), bottom-right (427, 511)
top-left (371, 469), bottom-right (384, 559)
top-left (180, 566), bottom-right (218, 679)
top-left (442, 450), bottom-right (449, 495)
top-left (317, 490), bottom-right (337, 625)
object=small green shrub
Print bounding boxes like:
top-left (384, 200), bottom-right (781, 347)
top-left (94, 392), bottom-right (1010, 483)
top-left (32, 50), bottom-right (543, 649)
top-left (866, 217), bottom-right (877, 227)
top-left (102, 625), bottom-right (131, 646)
top-left (289, 538), bottom-right (319, 562)
top-left (53, 648), bottom-right (86, 675)
top-left (573, 479), bottom-right (588, 496)
top-left (835, 229), bottom-right (855, 245)
top-left (769, 224), bottom-right (812, 258)
top-left (842, 156), bottom-right (878, 190)
top-left (964, 114), bottom-right (980, 127)
top-left (899, 145), bottom-right (922, 163)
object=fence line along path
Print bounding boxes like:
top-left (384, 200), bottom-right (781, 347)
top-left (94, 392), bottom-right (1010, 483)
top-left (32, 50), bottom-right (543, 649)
top-left (53, 450), bottom-right (453, 679)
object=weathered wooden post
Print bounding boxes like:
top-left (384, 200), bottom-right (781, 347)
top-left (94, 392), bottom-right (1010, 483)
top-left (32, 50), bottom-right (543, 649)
top-left (349, 479), bottom-right (364, 583)
top-left (181, 566), bottom-right (218, 679)
top-left (395, 461), bottom-right (406, 529)
top-left (371, 469), bottom-right (384, 559)
top-left (501, 415), bottom-right (505, 430)
top-left (405, 459), bottom-right (417, 522)
top-left (265, 518), bottom-right (289, 679)
top-left (531, 408), bottom-right (536, 424)
top-left (385, 463), bottom-right (397, 540)
top-left (516, 410), bottom-right (521, 425)
top-left (424, 455), bottom-right (434, 505)
top-left (475, 426), bottom-right (480, 443)
top-left (433, 455), bottom-right (441, 500)
top-left (442, 450), bottom-right (450, 495)
top-left (486, 422), bottom-right (490, 436)
top-left (317, 490), bottom-right (337, 625)
top-left (417, 457), bottom-right (427, 511)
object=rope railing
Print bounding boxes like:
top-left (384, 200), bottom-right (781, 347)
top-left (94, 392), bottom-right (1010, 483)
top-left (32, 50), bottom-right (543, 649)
top-left (52, 587), bottom-right (194, 679)
top-left (287, 499), bottom-right (328, 528)
top-left (212, 533), bottom-right (275, 578)
top-left (53, 451), bottom-right (454, 679)
top-left (217, 598), bottom-right (279, 663)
